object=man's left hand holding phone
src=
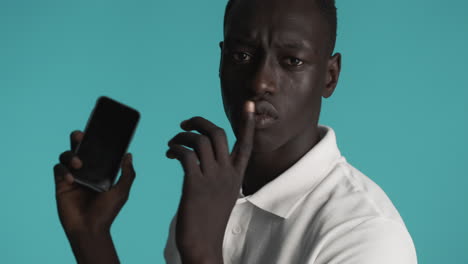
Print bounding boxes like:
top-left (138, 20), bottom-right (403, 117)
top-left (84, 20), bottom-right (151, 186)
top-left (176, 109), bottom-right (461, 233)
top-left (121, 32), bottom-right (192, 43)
top-left (53, 96), bottom-right (139, 264)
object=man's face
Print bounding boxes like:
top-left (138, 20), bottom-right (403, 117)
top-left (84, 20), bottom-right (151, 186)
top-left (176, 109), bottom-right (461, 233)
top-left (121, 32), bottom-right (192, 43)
top-left (220, 0), bottom-right (340, 153)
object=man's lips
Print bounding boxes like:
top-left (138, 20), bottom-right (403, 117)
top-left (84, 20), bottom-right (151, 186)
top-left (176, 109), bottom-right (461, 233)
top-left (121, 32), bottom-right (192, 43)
top-left (254, 100), bottom-right (279, 119)
top-left (252, 100), bottom-right (279, 129)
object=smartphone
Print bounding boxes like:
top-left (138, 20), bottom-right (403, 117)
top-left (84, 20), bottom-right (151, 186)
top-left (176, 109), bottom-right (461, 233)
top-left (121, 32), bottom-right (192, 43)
top-left (72, 96), bottom-right (140, 192)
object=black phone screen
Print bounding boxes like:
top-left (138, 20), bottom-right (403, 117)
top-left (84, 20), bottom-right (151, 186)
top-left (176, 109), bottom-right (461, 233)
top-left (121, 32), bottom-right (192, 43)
top-left (73, 96), bottom-right (140, 192)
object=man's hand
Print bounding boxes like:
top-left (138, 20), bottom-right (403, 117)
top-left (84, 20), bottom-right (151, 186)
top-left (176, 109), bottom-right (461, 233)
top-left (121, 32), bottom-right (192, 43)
top-left (53, 130), bottom-right (136, 263)
top-left (166, 101), bottom-right (255, 263)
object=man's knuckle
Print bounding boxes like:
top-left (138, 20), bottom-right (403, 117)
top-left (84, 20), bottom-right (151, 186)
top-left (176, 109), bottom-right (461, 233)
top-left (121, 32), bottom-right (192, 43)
top-left (191, 116), bottom-right (202, 123)
top-left (239, 144), bottom-right (250, 153)
top-left (212, 127), bottom-right (226, 138)
top-left (182, 150), bottom-right (196, 161)
top-left (59, 152), bottom-right (68, 163)
top-left (53, 163), bottom-right (62, 173)
top-left (197, 135), bottom-right (209, 146)
top-left (185, 171), bottom-right (195, 179)
top-left (70, 130), bottom-right (79, 138)
top-left (175, 132), bottom-right (186, 139)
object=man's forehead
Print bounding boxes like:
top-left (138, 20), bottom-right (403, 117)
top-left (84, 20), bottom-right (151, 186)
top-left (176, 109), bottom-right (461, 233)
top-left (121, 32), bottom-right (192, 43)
top-left (224, 0), bottom-right (324, 37)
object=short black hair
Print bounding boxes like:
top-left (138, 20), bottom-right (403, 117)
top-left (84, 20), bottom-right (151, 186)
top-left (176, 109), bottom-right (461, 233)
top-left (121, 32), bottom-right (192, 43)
top-left (223, 0), bottom-right (337, 55)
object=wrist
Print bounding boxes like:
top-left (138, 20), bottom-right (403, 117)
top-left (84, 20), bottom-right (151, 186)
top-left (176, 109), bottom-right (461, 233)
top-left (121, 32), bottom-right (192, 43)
top-left (67, 229), bottom-right (113, 255)
top-left (66, 229), bottom-right (119, 264)
top-left (65, 225), bottom-right (111, 240)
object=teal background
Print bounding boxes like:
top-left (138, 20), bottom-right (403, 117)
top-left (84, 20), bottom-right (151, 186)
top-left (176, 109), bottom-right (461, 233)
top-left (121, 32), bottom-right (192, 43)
top-left (1, 0), bottom-right (467, 263)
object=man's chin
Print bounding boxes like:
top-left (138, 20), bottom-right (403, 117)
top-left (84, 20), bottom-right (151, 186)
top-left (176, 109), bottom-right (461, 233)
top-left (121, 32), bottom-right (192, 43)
top-left (251, 132), bottom-right (282, 154)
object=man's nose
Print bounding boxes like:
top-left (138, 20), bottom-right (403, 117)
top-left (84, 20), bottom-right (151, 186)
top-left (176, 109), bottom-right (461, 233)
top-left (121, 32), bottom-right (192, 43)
top-left (251, 59), bottom-right (276, 97)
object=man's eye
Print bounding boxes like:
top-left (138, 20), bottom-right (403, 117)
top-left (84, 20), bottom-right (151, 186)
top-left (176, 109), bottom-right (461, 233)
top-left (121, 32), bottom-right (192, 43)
top-left (232, 52), bottom-right (252, 63)
top-left (285, 57), bottom-right (304, 66)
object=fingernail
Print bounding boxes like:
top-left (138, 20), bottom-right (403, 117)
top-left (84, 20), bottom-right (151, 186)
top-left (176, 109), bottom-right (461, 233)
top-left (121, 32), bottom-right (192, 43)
top-left (72, 157), bottom-right (82, 168)
top-left (65, 173), bottom-right (74, 183)
top-left (72, 130), bottom-right (84, 141)
top-left (246, 101), bottom-right (255, 113)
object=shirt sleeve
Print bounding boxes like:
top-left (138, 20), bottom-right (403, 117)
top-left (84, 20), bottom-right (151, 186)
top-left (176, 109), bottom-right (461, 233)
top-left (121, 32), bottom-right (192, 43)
top-left (163, 214), bottom-right (182, 264)
top-left (311, 217), bottom-right (418, 264)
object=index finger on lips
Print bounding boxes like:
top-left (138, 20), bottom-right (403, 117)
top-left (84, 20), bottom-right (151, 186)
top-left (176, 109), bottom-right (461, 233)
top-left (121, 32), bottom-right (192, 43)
top-left (180, 116), bottom-right (230, 164)
top-left (232, 101), bottom-right (255, 172)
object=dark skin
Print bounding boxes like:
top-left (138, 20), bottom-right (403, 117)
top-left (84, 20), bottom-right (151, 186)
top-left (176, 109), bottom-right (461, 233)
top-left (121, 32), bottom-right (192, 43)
top-left (53, 131), bottom-right (134, 263)
top-left (53, 0), bottom-right (341, 263)
top-left (221, 0), bottom-right (341, 196)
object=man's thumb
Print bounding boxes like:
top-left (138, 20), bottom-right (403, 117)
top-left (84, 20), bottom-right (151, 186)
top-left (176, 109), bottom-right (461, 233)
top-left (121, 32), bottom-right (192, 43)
top-left (116, 153), bottom-right (136, 195)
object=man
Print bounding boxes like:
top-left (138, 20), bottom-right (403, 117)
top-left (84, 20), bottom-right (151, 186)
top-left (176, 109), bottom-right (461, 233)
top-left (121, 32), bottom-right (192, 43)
top-left (164, 0), bottom-right (417, 263)
top-left (54, 0), bottom-right (417, 263)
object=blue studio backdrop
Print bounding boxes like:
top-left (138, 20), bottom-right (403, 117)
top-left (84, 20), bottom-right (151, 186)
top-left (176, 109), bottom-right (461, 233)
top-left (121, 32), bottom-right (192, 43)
top-left (1, 0), bottom-right (467, 263)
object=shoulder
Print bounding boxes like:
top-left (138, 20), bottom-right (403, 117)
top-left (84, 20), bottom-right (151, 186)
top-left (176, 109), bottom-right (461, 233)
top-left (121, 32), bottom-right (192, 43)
top-left (299, 159), bottom-right (417, 263)
top-left (311, 216), bottom-right (418, 264)
top-left (306, 158), bottom-right (406, 225)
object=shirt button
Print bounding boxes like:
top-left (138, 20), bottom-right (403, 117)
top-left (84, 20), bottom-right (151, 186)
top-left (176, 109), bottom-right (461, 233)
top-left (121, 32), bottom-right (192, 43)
top-left (232, 225), bottom-right (242, 235)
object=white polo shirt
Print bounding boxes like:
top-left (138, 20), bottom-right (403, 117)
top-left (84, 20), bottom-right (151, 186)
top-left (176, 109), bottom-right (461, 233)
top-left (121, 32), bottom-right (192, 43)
top-left (164, 125), bottom-right (418, 264)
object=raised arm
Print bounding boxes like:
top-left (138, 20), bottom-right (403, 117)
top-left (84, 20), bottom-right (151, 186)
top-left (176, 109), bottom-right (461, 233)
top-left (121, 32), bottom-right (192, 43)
top-left (53, 130), bottom-right (136, 264)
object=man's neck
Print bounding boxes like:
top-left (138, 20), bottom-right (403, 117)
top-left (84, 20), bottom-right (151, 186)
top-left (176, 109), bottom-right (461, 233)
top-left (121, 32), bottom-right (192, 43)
top-left (242, 125), bottom-right (320, 196)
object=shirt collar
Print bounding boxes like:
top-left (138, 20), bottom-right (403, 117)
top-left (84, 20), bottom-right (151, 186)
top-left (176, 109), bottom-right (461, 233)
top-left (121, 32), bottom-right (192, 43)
top-left (239, 125), bottom-right (342, 219)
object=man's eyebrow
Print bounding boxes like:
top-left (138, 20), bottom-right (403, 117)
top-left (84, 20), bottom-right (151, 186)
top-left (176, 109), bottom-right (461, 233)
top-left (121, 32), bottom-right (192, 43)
top-left (273, 39), bottom-right (312, 50)
top-left (224, 37), bottom-right (257, 48)
top-left (224, 36), bottom-right (316, 53)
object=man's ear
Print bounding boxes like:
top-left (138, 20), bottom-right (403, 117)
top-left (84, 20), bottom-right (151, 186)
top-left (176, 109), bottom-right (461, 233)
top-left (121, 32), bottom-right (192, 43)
top-left (218, 41), bottom-right (224, 77)
top-left (322, 52), bottom-right (341, 98)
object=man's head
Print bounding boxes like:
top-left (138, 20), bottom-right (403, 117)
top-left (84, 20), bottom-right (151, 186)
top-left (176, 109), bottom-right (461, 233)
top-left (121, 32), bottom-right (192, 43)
top-left (219, 0), bottom-right (341, 153)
